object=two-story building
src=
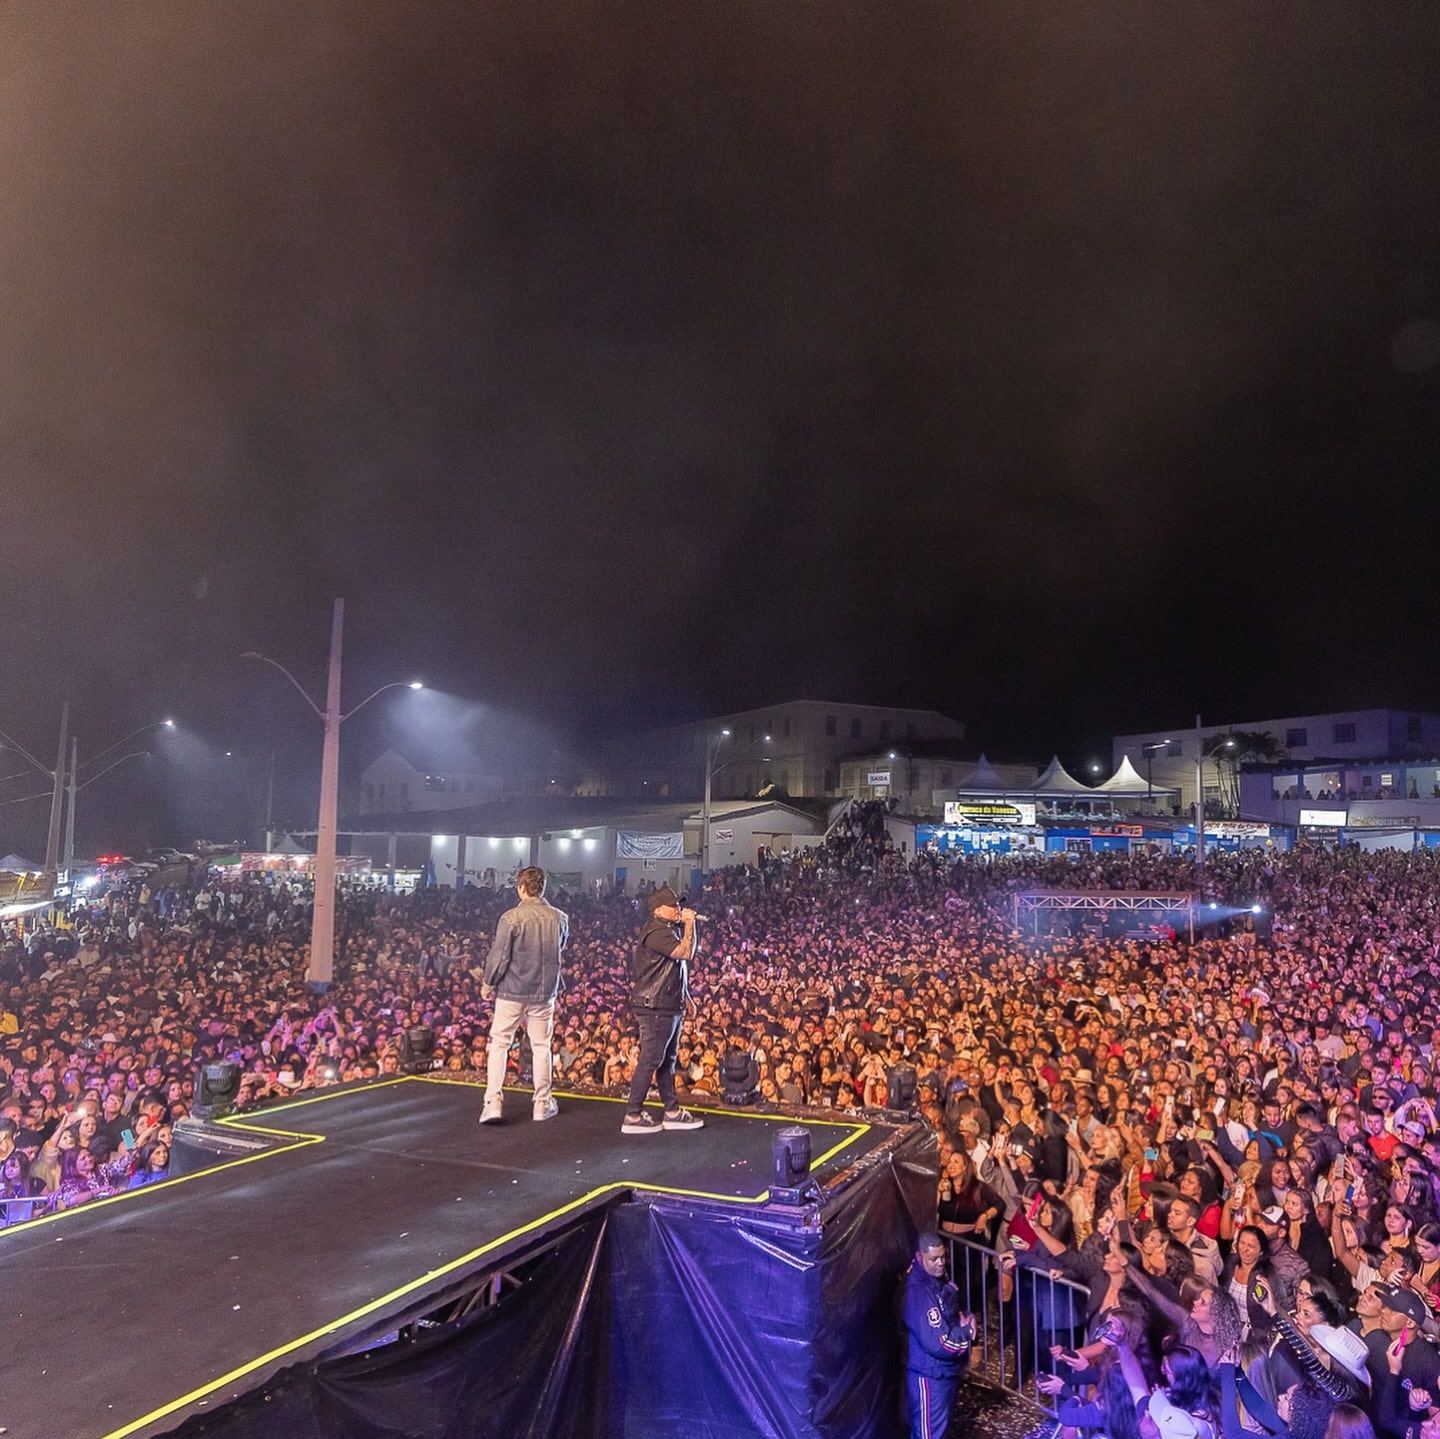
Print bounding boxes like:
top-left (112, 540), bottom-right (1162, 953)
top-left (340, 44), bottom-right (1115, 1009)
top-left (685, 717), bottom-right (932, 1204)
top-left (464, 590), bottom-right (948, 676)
top-left (598, 701), bottom-right (966, 802)
top-left (1113, 709), bottom-right (1440, 814)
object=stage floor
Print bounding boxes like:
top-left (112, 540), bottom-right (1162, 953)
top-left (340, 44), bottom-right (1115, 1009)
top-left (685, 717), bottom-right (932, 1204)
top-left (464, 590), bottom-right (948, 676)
top-left (0, 1078), bottom-right (886, 1439)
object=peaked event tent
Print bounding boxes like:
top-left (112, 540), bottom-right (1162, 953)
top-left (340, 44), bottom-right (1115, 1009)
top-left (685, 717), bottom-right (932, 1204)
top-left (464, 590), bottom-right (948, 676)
top-left (1093, 756), bottom-right (1177, 795)
top-left (1028, 757), bottom-right (1095, 795)
top-left (956, 754), bottom-right (1008, 790)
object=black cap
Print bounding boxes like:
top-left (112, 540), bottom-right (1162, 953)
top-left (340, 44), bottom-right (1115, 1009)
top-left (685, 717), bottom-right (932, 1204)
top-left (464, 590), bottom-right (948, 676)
top-left (647, 886), bottom-right (680, 913)
top-left (1377, 1286), bottom-right (1430, 1326)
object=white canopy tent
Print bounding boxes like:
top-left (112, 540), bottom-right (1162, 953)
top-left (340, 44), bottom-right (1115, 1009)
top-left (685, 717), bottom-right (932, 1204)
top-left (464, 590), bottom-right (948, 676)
top-left (1093, 755), bottom-right (1177, 795)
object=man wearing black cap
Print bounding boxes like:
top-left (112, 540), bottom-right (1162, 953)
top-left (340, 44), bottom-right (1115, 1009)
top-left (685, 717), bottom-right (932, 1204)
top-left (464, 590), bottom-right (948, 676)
top-left (622, 887), bottom-right (704, 1135)
top-left (1369, 1285), bottom-right (1440, 1439)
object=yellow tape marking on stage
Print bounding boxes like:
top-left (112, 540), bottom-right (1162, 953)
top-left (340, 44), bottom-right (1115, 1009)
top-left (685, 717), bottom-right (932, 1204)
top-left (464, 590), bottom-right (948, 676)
top-left (69, 1076), bottom-right (872, 1439)
top-left (0, 1078), bottom-right (415, 1237)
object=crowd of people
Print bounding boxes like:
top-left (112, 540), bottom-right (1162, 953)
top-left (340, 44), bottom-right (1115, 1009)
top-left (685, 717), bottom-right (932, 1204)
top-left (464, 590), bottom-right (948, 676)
top-left (5, 838), bottom-right (1440, 1439)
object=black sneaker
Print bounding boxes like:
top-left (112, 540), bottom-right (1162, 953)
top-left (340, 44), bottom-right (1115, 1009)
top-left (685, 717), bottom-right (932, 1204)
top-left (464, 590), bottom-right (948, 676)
top-left (662, 1107), bottom-right (704, 1131)
top-left (621, 1111), bottom-right (663, 1135)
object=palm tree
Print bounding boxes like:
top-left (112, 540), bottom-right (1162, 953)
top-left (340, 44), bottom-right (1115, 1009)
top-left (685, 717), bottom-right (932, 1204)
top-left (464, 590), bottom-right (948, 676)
top-left (1204, 730), bottom-right (1287, 818)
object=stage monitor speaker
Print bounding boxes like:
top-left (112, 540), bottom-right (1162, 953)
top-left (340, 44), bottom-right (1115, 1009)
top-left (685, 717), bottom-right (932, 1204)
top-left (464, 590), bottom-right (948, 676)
top-left (192, 1060), bottom-right (242, 1121)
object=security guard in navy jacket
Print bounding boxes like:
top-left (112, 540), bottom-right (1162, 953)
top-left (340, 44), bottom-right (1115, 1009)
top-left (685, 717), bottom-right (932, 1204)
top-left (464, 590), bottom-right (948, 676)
top-left (903, 1231), bottom-right (975, 1439)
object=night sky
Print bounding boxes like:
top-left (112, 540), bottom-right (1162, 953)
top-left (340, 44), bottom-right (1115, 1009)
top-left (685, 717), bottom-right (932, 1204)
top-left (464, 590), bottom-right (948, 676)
top-left (3, 6), bottom-right (1439, 852)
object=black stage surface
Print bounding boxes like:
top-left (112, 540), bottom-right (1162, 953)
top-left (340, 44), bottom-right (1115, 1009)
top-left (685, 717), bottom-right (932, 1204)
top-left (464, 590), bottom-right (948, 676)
top-left (0, 1078), bottom-right (899, 1439)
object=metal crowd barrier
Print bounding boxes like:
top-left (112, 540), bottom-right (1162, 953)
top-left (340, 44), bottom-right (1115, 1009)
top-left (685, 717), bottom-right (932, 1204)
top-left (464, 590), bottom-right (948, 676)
top-left (946, 1232), bottom-right (1091, 1415)
top-left (0, 1195), bottom-right (48, 1225)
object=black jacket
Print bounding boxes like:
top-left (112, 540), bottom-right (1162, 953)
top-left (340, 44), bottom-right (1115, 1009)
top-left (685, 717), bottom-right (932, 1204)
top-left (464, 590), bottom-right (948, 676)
top-left (630, 916), bottom-right (688, 1015)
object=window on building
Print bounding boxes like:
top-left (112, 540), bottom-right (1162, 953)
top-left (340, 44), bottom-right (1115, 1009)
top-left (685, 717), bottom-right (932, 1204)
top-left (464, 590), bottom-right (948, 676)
top-left (780, 769), bottom-right (790, 791)
top-left (850, 717), bottom-right (862, 739)
top-left (425, 775), bottom-right (449, 792)
top-left (1362, 773), bottom-right (1374, 787)
top-left (824, 767), bottom-right (837, 790)
top-left (825, 714), bottom-right (837, 737)
top-left (1381, 773), bottom-right (1394, 787)
top-left (1286, 727), bottom-right (1308, 748)
top-left (879, 720), bottom-right (891, 742)
top-left (1333, 722), bottom-right (1356, 744)
top-left (1167, 741), bottom-right (1183, 758)
top-left (1409, 715), bottom-right (1424, 742)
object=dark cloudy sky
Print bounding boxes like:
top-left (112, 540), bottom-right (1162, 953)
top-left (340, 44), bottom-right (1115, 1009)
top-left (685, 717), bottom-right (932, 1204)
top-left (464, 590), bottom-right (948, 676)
top-left (2, 5), bottom-right (1439, 849)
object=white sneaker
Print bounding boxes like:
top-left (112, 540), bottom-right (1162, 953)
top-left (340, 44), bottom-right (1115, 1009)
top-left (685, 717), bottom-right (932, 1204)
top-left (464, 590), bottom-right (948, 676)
top-left (533, 1099), bottom-right (558, 1121)
top-left (479, 1099), bottom-right (503, 1125)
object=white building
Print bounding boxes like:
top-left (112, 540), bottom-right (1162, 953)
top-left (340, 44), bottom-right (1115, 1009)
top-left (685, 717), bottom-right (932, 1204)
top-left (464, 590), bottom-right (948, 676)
top-left (1113, 709), bottom-right (1440, 814)
top-left (357, 750), bottom-right (503, 817)
top-left (340, 796), bottom-right (823, 893)
top-left (838, 749), bottom-right (1039, 815)
top-left (602, 700), bottom-right (965, 802)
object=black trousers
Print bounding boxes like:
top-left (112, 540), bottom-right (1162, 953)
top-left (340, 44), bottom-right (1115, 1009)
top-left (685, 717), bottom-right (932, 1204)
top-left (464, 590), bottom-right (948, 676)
top-left (627, 1011), bottom-right (682, 1113)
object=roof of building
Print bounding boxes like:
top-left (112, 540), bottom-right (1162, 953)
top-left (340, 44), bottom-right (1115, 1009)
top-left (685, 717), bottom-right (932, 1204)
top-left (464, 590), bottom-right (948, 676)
top-left (337, 795), bottom-right (820, 836)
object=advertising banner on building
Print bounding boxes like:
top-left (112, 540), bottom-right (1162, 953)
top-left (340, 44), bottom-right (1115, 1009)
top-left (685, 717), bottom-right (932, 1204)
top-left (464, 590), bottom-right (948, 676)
top-left (866, 771), bottom-right (892, 786)
top-left (944, 801), bottom-right (1037, 826)
top-left (617, 831), bottom-right (684, 860)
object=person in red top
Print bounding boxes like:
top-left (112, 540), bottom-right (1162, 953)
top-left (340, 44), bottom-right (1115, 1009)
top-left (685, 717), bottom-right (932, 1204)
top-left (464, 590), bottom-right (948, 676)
top-left (1366, 1108), bottom-right (1401, 1162)
top-left (1179, 1166), bottom-right (1224, 1241)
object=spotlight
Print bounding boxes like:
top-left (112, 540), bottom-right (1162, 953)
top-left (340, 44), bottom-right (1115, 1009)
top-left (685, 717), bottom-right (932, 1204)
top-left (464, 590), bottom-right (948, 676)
top-left (192, 1060), bottom-right (242, 1120)
top-left (886, 1063), bottom-right (918, 1113)
top-left (770, 1125), bottom-right (818, 1205)
top-left (399, 1025), bottom-right (436, 1074)
top-left (720, 1049), bottom-right (759, 1106)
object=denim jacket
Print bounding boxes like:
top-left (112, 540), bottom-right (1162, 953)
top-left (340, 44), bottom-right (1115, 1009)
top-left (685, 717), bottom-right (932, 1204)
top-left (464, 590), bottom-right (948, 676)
top-left (483, 896), bottom-right (568, 1003)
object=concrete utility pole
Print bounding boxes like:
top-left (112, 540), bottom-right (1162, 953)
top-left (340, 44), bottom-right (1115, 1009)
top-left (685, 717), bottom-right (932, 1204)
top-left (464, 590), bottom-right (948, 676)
top-left (310, 598), bottom-right (345, 989)
top-left (1195, 713), bottom-right (1206, 878)
top-left (700, 728), bottom-right (731, 874)
top-left (63, 736), bottom-right (78, 877)
top-left (244, 601), bottom-right (421, 991)
top-left (43, 702), bottom-right (69, 877)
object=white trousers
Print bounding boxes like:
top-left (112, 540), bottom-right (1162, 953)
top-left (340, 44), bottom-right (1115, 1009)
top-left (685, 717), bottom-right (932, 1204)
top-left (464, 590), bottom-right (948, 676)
top-left (485, 998), bottom-right (555, 1108)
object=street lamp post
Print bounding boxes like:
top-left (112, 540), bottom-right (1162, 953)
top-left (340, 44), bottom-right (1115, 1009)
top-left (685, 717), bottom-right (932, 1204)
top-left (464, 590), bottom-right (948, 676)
top-left (243, 598), bottom-right (421, 990)
top-left (700, 728), bottom-right (731, 876)
top-left (1141, 741), bottom-right (1169, 814)
top-left (313, 599), bottom-right (344, 994)
top-left (43, 703), bottom-right (69, 876)
top-left (63, 720), bottom-right (176, 875)
top-left (1195, 714), bottom-right (1207, 877)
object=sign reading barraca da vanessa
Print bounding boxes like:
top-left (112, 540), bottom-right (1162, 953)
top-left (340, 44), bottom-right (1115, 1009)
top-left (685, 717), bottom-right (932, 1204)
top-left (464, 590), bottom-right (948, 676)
top-left (945, 801), bottom-right (1037, 826)
top-left (616, 831), bottom-right (685, 860)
